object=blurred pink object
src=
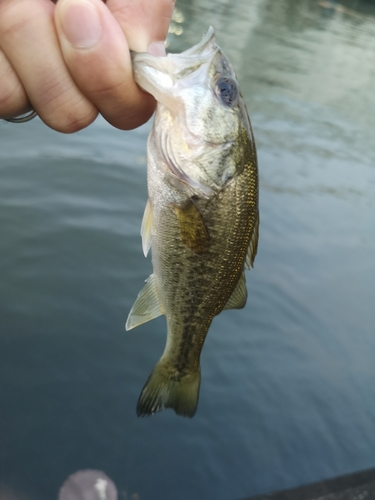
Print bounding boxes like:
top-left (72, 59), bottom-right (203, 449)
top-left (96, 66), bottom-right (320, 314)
top-left (58, 470), bottom-right (117, 500)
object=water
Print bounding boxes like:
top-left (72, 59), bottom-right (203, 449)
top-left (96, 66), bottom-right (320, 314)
top-left (1, 0), bottom-right (374, 499)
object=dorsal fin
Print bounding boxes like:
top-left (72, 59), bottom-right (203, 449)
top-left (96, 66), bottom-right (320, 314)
top-left (223, 272), bottom-right (247, 311)
top-left (245, 210), bottom-right (259, 270)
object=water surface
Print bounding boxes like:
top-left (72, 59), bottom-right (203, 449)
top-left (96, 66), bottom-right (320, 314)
top-left (0, 0), bottom-right (374, 499)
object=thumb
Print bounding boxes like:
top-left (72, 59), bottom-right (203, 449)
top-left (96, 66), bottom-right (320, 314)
top-left (55, 0), bottom-right (156, 130)
top-left (106, 0), bottom-right (175, 53)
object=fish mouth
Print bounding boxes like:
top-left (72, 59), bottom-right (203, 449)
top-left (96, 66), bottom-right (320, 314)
top-left (181, 26), bottom-right (216, 57)
top-left (131, 25), bottom-right (216, 66)
top-left (131, 27), bottom-right (218, 104)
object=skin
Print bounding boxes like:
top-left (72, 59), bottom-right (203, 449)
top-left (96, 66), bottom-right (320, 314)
top-left (0, 0), bottom-right (175, 132)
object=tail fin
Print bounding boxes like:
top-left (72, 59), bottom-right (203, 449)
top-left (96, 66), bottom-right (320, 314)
top-left (136, 361), bottom-right (201, 418)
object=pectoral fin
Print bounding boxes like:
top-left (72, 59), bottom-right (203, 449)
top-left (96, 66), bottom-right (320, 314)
top-left (141, 199), bottom-right (152, 257)
top-left (245, 210), bottom-right (259, 270)
top-left (126, 274), bottom-right (163, 330)
top-left (223, 272), bottom-right (247, 310)
top-left (173, 200), bottom-right (209, 255)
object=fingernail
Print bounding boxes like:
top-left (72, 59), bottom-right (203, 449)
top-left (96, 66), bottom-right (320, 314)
top-left (148, 41), bottom-right (166, 57)
top-left (60, 0), bottom-right (103, 49)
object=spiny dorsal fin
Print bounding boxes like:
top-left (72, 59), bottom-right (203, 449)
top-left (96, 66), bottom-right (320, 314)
top-left (126, 274), bottom-right (163, 330)
top-left (173, 199), bottom-right (209, 255)
top-left (245, 210), bottom-right (260, 270)
top-left (223, 272), bottom-right (247, 311)
top-left (141, 198), bottom-right (152, 257)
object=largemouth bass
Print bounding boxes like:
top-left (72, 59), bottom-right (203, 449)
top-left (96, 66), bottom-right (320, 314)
top-left (127, 27), bottom-right (259, 418)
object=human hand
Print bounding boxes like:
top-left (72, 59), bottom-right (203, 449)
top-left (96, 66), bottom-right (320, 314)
top-left (0, 0), bottom-right (175, 132)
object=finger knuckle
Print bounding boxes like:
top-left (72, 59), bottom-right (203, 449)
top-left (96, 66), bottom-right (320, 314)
top-left (0, 68), bottom-right (27, 117)
top-left (45, 103), bottom-right (98, 134)
top-left (34, 72), bottom-right (98, 132)
top-left (0, 0), bottom-right (34, 39)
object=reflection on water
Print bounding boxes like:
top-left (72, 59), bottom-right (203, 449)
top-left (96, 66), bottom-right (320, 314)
top-left (0, 1), bottom-right (375, 499)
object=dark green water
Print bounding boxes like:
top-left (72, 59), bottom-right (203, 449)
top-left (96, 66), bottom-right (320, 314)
top-left (1, 0), bottom-right (375, 499)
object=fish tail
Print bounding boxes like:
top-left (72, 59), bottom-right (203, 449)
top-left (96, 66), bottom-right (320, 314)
top-left (136, 361), bottom-right (201, 418)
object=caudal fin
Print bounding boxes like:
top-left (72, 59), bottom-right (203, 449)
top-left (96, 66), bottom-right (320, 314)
top-left (136, 361), bottom-right (201, 418)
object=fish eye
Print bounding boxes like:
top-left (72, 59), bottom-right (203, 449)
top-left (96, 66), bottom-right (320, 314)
top-left (214, 77), bottom-right (238, 106)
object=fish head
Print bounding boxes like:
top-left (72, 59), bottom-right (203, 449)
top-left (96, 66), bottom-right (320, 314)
top-left (132, 27), bottom-right (252, 196)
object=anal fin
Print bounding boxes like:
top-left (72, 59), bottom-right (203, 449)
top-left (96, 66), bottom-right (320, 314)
top-left (126, 274), bottom-right (163, 330)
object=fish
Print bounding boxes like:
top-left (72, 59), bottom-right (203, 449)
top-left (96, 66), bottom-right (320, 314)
top-left (126, 27), bottom-right (259, 418)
